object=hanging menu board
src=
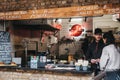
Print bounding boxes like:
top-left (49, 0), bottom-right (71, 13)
top-left (0, 31), bottom-right (12, 64)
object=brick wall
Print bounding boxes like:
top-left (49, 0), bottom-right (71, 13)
top-left (0, 71), bottom-right (92, 80)
top-left (0, 0), bottom-right (119, 12)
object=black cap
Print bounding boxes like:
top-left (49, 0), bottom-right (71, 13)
top-left (94, 28), bottom-right (102, 35)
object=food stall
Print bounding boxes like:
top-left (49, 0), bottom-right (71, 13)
top-left (0, 0), bottom-right (120, 80)
top-left (0, 22), bottom-right (92, 80)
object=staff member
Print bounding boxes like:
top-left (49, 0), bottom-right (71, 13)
top-left (100, 32), bottom-right (120, 80)
top-left (86, 28), bottom-right (104, 76)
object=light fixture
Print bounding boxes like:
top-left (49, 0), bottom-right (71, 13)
top-left (55, 18), bottom-right (58, 23)
top-left (84, 17), bottom-right (87, 22)
top-left (69, 18), bottom-right (72, 22)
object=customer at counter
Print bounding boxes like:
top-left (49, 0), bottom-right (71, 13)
top-left (100, 31), bottom-right (120, 80)
top-left (86, 28), bottom-right (104, 76)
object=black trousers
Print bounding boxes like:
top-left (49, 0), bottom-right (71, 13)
top-left (91, 64), bottom-right (100, 76)
top-left (94, 69), bottom-right (100, 76)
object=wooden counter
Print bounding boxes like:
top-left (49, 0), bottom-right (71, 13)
top-left (0, 67), bottom-right (93, 80)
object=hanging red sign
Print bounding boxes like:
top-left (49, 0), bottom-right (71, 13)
top-left (69, 24), bottom-right (83, 37)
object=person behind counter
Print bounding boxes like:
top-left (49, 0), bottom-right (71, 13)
top-left (100, 31), bottom-right (120, 80)
top-left (86, 28), bottom-right (104, 76)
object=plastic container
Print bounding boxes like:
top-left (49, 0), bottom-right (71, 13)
top-left (82, 66), bottom-right (88, 71)
top-left (75, 66), bottom-right (80, 71)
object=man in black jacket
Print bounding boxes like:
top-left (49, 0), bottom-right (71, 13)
top-left (86, 28), bottom-right (104, 76)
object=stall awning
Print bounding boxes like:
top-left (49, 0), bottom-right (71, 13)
top-left (12, 19), bottom-right (59, 31)
top-left (13, 24), bottom-right (59, 31)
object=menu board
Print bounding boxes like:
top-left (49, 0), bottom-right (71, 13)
top-left (0, 31), bottom-right (12, 64)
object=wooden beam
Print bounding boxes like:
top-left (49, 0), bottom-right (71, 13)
top-left (0, 4), bottom-right (119, 20)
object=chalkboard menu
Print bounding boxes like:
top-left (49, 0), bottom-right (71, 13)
top-left (0, 31), bottom-right (12, 64)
